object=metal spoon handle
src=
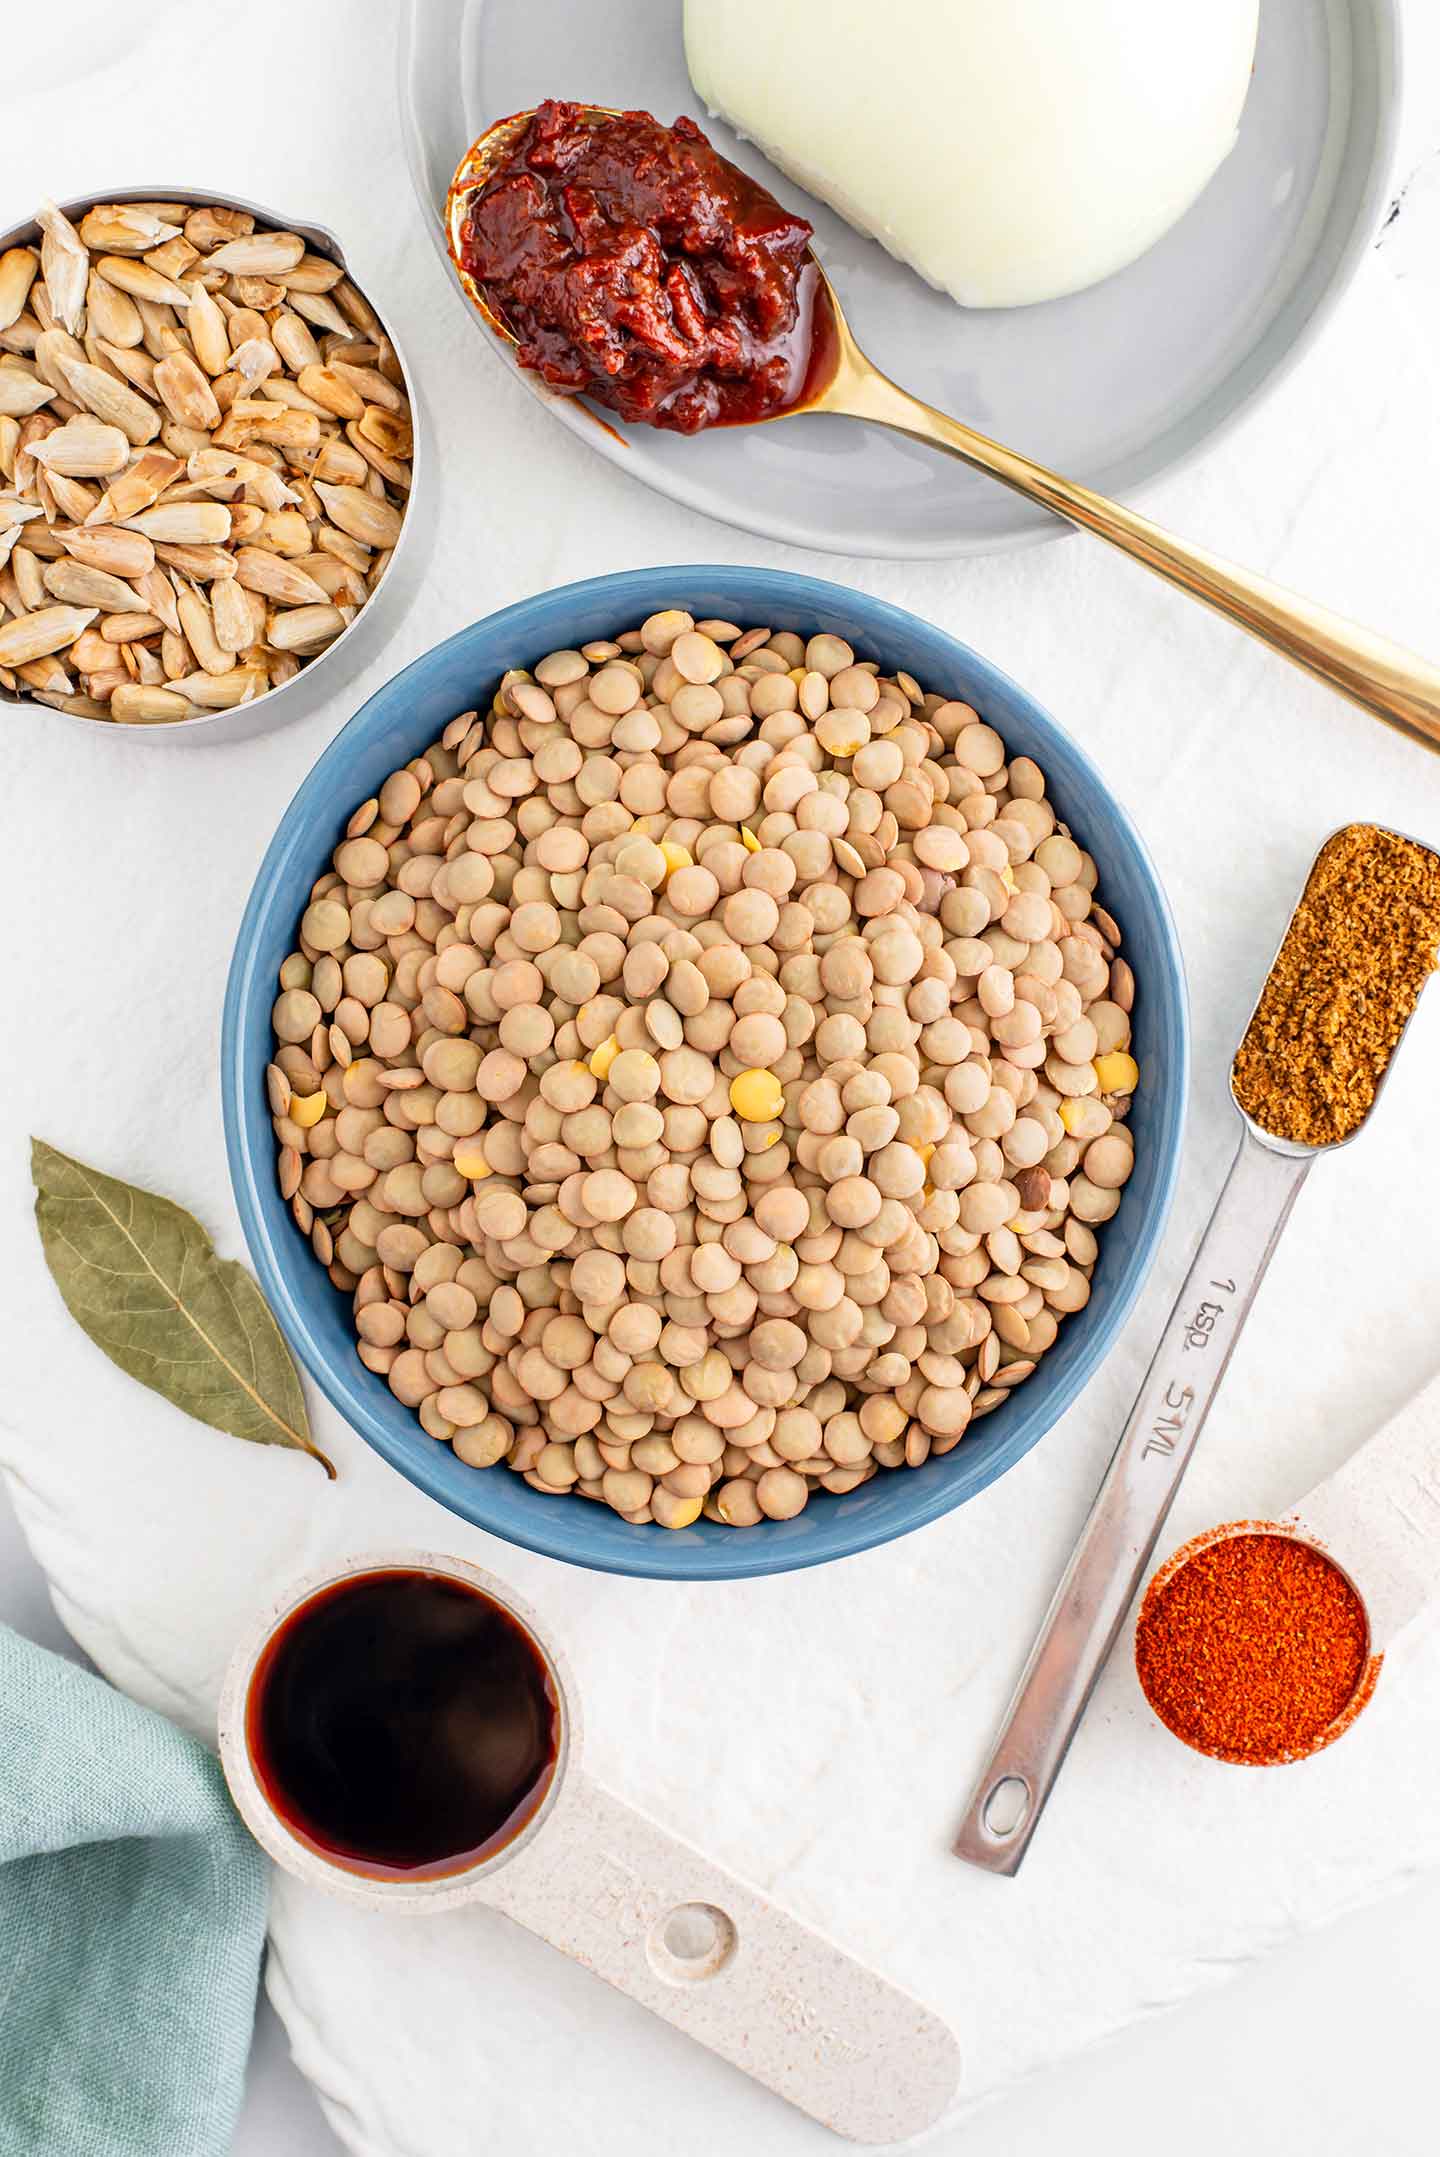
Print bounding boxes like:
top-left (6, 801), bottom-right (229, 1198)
top-left (835, 367), bottom-right (1440, 754)
top-left (952, 1126), bottom-right (1313, 1875)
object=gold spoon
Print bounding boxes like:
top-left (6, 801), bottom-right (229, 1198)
top-left (448, 110), bottom-right (1440, 755)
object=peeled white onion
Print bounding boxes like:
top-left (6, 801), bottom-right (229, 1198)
top-left (684, 0), bottom-right (1260, 309)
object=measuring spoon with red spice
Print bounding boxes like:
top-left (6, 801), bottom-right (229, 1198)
top-left (1134, 1367), bottom-right (1440, 1765)
top-left (954, 825), bottom-right (1440, 1874)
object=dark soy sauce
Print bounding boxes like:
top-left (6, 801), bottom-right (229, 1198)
top-left (246, 1570), bottom-right (560, 1880)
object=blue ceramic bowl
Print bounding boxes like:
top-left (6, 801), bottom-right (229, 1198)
top-left (224, 567), bottom-right (1189, 1580)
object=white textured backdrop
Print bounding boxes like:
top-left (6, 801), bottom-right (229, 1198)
top-left (4, 4), bottom-right (1440, 2152)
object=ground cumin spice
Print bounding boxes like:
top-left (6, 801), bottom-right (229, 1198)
top-left (1134, 1527), bottom-right (1379, 1765)
top-left (1231, 823), bottom-right (1440, 1147)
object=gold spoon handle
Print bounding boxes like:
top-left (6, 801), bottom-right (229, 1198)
top-left (835, 366), bottom-right (1440, 753)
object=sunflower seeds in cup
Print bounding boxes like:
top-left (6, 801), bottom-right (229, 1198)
top-left (0, 197), bottom-right (411, 724)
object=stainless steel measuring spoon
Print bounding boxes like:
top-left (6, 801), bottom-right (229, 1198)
top-left (220, 1549), bottom-right (961, 2141)
top-left (953, 824), bottom-right (1439, 1874)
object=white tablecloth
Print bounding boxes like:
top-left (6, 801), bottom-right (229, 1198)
top-left (6, 4), bottom-right (1440, 2149)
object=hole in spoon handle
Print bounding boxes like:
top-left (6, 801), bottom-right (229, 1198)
top-left (953, 1754), bottom-right (1044, 1875)
top-left (481, 1767), bottom-right (961, 2141)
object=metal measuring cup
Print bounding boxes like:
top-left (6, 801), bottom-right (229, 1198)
top-left (219, 1549), bottom-right (961, 2142)
top-left (954, 823), bottom-right (1439, 1872)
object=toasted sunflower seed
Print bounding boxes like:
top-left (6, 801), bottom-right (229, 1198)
top-left (270, 310), bottom-right (321, 372)
top-left (15, 652), bottom-right (73, 693)
top-left (85, 447), bottom-right (182, 526)
top-left (11, 544), bottom-right (46, 608)
top-left (54, 354), bottom-right (160, 444)
top-left (94, 338), bottom-right (155, 392)
top-left (229, 405), bottom-right (321, 454)
top-left (266, 602), bottom-right (346, 654)
top-left (152, 541), bottom-right (238, 580)
top-left (134, 564), bottom-right (182, 634)
top-left (152, 350), bottom-right (221, 430)
top-left (60, 525), bottom-right (155, 578)
top-left (277, 252), bottom-right (345, 294)
top-left (297, 363), bottom-right (364, 419)
top-left (286, 288), bottom-right (349, 335)
top-left (79, 205), bottom-right (181, 255)
top-left (305, 556), bottom-right (367, 605)
top-left (98, 612), bottom-right (163, 644)
top-left (27, 416), bottom-right (129, 476)
top-left (205, 231), bottom-right (306, 277)
top-left (183, 205), bottom-right (255, 251)
top-left (42, 557), bottom-right (144, 610)
top-left (358, 405), bottom-right (413, 459)
top-left (0, 602), bottom-right (96, 666)
top-left (345, 422), bottom-right (411, 492)
top-left (44, 472), bottom-right (101, 524)
top-left (330, 359), bottom-right (404, 415)
top-left (0, 249), bottom-right (39, 332)
top-left (36, 202), bottom-right (89, 335)
top-left (314, 522), bottom-right (371, 570)
top-left (0, 368), bottom-right (55, 417)
top-left (233, 337), bottom-right (282, 394)
top-left (258, 508), bottom-right (310, 556)
top-left (84, 268), bottom-right (143, 347)
top-left (144, 236), bottom-right (199, 284)
top-left (182, 280), bottom-right (229, 377)
top-left (257, 375), bottom-right (330, 418)
top-left (232, 544), bottom-right (330, 606)
top-left (94, 255), bottom-right (193, 308)
top-left (131, 293), bottom-right (178, 359)
top-left (210, 573), bottom-right (259, 652)
top-left (175, 581), bottom-right (234, 675)
top-left (313, 480), bottom-right (401, 550)
top-left (334, 280), bottom-right (384, 341)
top-left (33, 689), bottom-right (111, 718)
top-left (239, 460), bottom-right (299, 512)
top-left (310, 436), bottom-right (368, 486)
top-left (71, 627), bottom-right (116, 667)
top-left (0, 312), bottom-right (41, 357)
top-left (122, 500), bottom-right (232, 544)
top-left (109, 681), bottom-right (195, 723)
top-left (31, 327), bottom-right (86, 394)
top-left (165, 664), bottom-right (267, 708)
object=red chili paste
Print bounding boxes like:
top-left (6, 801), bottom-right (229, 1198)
top-left (457, 100), bottom-right (817, 433)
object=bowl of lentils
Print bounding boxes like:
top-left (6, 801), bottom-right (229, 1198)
top-left (223, 566), bottom-right (1188, 1579)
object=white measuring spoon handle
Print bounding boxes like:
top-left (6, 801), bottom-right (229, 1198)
top-left (953, 1124), bottom-right (1313, 1874)
top-left (481, 1767), bottom-right (960, 2143)
top-left (1293, 1372), bottom-right (1440, 1647)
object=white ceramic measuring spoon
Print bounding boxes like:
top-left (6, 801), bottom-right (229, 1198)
top-left (218, 1550), bottom-right (961, 2145)
top-left (952, 824), bottom-right (1439, 1872)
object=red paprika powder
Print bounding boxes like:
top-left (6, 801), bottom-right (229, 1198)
top-left (1134, 1524), bottom-right (1380, 1765)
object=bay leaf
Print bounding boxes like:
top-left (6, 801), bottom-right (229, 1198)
top-left (31, 1138), bottom-right (334, 1478)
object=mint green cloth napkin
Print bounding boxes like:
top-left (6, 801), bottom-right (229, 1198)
top-left (0, 1624), bottom-right (268, 2157)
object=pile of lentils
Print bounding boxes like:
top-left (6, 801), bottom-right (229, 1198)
top-left (269, 610), bottom-right (1140, 1529)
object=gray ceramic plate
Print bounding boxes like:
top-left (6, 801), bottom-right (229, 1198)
top-left (399, 0), bottom-right (1397, 558)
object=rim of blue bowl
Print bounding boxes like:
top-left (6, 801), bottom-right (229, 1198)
top-left (223, 566), bottom-right (1189, 1580)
